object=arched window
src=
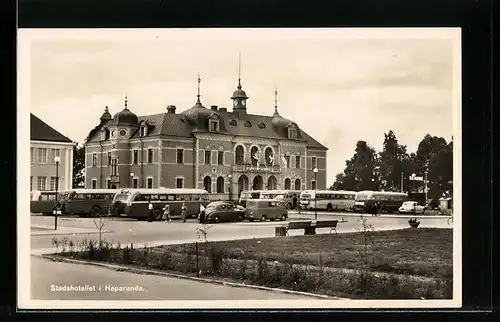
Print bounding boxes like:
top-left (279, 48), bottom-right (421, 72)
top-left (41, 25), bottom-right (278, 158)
top-left (203, 176), bottom-right (212, 193)
top-left (250, 146), bottom-right (259, 166)
top-left (265, 147), bottom-right (274, 166)
top-left (216, 177), bottom-right (224, 194)
top-left (294, 178), bottom-right (301, 190)
top-left (284, 178), bottom-right (291, 190)
top-left (235, 145), bottom-right (244, 165)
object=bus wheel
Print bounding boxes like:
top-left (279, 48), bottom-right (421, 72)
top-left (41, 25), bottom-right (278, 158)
top-left (91, 206), bottom-right (100, 217)
top-left (327, 204), bottom-right (333, 212)
top-left (154, 209), bottom-right (163, 221)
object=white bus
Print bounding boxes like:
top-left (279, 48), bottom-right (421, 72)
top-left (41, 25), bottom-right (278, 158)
top-left (299, 190), bottom-right (357, 212)
top-left (110, 188), bottom-right (209, 220)
top-left (260, 190), bottom-right (301, 209)
top-left (238, 190), bottom-right (265, 207)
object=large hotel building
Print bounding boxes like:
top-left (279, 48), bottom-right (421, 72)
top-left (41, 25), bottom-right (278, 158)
top-left (84, 77), bottom-right (327, 199)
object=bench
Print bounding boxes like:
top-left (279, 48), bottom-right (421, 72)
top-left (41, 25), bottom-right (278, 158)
top-left (275, 220), bottom-right (339, 236)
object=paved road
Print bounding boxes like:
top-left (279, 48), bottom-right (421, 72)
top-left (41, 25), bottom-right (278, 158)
top-left (30, 212), bottom-right (452, 250)
top-left (30, 256), bottom-right (314, 301)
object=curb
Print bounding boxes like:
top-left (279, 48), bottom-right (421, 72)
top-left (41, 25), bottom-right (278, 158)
top-left (35, 254), bottom-right (345, 300)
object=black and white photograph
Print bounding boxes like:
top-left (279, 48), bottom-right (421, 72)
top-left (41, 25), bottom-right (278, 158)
top-left (18, 28), bottom-right (461, 309)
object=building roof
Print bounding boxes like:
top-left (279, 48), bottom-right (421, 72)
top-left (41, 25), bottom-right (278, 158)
top-left (30, 113), bottom-right (73, 143)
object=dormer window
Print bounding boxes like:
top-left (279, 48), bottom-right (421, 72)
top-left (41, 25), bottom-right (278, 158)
top-left (229, 120), bottom-right (237, 126)
top-left (100, 129), bottom-right (107, 141)
top-left (208, 113), bottom-right (220, 132)
top-left (139, 121), bottom-right (148, 137)
top-left (258, 123), bottom-right (266, 129)
top-left (288, 124), bottom-right (298, 139)
top-left (244, 121), bottom-right (252, 127)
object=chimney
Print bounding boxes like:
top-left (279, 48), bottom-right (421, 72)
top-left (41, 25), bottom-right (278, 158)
top-left (166, 105), bottom-right (176, 114)
top-left (219, 107), bottom-right (227, 112)
top-left (211, 105), bottom-right (218, 111)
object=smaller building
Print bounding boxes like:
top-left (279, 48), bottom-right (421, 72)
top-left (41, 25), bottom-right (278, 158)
top-left (30, 113), bottom-right (75, 191)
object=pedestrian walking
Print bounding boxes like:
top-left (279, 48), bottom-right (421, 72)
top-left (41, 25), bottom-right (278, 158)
top-left (147, 201), bottom-right (154, 222)
top-left (199, 203), bottom-right (206, 224)
top-left (371, 201), bottom-right (378, 216)
top-left (181, 203), bottom-right (187, 223)
top-left (162, 204), bottom-right (171, 223)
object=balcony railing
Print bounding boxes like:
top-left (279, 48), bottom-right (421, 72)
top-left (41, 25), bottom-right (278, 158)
top-left (232, 164), bottom-right (281, 173)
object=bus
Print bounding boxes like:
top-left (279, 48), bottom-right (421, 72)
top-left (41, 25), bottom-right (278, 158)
top-left (30, 190), bottom-right (61, 215)
top-left (261, 190), bottom-right (301, 209)
top-left (299, 190), bottom-right (357, 212)
top-left (110, 188), bottom-right (209, 221)
top-left (353, 191), bottom-right (408, 213)
top-left (60, 189), bottom-right (120, 217)
top-left (238, 190), bottom-right (265, 207)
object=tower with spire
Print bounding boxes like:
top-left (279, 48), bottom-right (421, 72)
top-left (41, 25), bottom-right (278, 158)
top-left (231, 53), bottom-right (249, 118)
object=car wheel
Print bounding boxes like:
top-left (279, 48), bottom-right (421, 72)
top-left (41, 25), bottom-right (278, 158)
top-left (260, 215), bottom-right (267, 222)
top-left (281, 214), bottom-right (287, 221)
top-left (91, 206), bottom-right (100, 217)
top-left (286, 203), bottom-right (292, 210)
top-left (238, 214), bottom-right (244, 221)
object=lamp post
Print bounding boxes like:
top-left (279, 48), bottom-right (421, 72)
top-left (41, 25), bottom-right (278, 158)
top-left (228, 174), bottom-right (232, 202)
top-left (54, 156), bottom-right (60, 230)
top-left (411, 173), bottom-right (416, 194)
top-left (313, 167), bottom-right (318, 220)
top-left (130, 173), bottom-right (134, 188)
top-left (424, 163), bottom-right (429, 203)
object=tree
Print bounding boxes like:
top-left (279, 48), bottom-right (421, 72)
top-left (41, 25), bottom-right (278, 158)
top-left (330, 173), bottom-right (346, 190)
top-left (333, 140), bottom-right (379, 191)
top-left (415, 134), bottom-right (448, 173)
top-left (378, 130), bottom-right (409, 192)
top-left (73, 143), bottom-right (85, 188)
top-left (427, 139), bottom-right (453, 199)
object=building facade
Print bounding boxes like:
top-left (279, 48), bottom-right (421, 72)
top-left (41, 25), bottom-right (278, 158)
top-left (30, 113), bottom-right (75, 192)
top-left (84, 78), bottom-right (328, 199)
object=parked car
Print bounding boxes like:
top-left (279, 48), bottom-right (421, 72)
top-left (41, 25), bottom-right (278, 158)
top-left (205, 201), bottom-right (246, 223)
top-left (398, 201), bottom-right (426, 214)
top-left (245, 199), bottom-right (288, 222)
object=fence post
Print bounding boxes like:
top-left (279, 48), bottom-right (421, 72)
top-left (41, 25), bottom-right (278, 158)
top-left (196, 242), bottom-right (199, 277)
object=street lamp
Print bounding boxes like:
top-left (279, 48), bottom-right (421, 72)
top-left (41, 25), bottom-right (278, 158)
top-left (228, 174), bottom-right (232, 202)
top-left (313, 167), bottom-right (318, 220)
top-left (411, 173), bottom-right (416, 194)
top-left (54, 156), bottom-right (60, 230)
top-left (130, 173), bottom-right (134, 188)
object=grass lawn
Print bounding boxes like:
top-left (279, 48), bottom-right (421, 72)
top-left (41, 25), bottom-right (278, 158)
top-left (162, 228), bottom-right (453, 279)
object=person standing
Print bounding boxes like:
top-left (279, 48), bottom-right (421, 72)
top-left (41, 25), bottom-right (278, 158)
top-left (199, 203), bottom-right (206, 224)
top-left (148, 201), bottom-right (154, 222)
top-left (181, 203), bottom-right (187, 223)
top-left (162, 204), bottom-right (171, 223)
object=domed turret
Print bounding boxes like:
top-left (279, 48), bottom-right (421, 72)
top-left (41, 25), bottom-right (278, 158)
top-left (181, 74), bottom-right (213, 129)
top-left (100, 106), bottom-right (112, 122)
top-left (112, 97), bottom-right (138, 126)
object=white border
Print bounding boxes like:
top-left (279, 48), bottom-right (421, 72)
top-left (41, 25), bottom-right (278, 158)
top-left (18, 27), bottom-right (462, 309)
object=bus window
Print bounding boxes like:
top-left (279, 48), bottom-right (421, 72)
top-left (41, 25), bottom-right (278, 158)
top-left (150, 194), bottom-right (159, 201)
top-left (159, 194), bottom-right (167, 201)
top-left (184, 195), bottom-right (192, 201)
top-left (192, 195), bottom-right (200, 201)
top-left (167, 195), bottom-right (175, 201)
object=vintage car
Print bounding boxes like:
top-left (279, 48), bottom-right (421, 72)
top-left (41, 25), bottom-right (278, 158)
top-left (245, 199), bottom-right (288, 222)
top-left (398, 201), bottom-right (426, 214)
top-left (204, 201), bottom-right (246, 223)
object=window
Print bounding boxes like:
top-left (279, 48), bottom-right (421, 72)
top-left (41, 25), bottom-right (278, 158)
top-left (101, 130), bottom-right (106, 141)
top-left (147, 148), bottom-right (153, 163)
top-left (288, 127), bottom-right (297, 139)
top-left (92, 153), bottom-right (97, 167)
top-left (218, 151), bottom-right (224, 165)
top-left (265, 147), bottom-right (273, 166)
top-left (91, 179), bottom-right (97, 189)
top-left (235, 145), bottom-right (244, 165)
top-left (312, 156), bottom-right (317, 169)
top-left (284, 178), bottom-right (291, 190)
top-left (285, 155), bottom-right (290, 168)
top-left (258, 123), bottom-right (266, 129)
top-left (216, 177), bottom-right (224, 193)
top-left (244, 121), bottom-right (252, 127)
top-left (38, 148), bottom-right (48, 164)
top-left (30, 176), bottom-right (33, 191)
top-left (132, 178), bottom-right (138, 188)
top-left (140, 126), bottom-right (147, 137)
top-left (203, 176), bottom-right (212, 193)
top-left (177, 149), bottom-right (184, 164)
top-left (133, 150), bottom-right (138, 164)
top-left (205, 150), bottom-right (211, 165)
top-left (209, 120), bottom-right (219, 132)
top-left (311, 181), bottom-right (316, 190)
top-left (295, 155), bottom-right (301, 169)
top-left (30, 148), bottom-right (34, 164)
top-left (37, 176), bottom-right (46, 191)
top-left (229, 120), bottom-right (237, 126)
top-left (107, 152), bottom-right (111, 165)
top-left (111, 158), bottom-right (118, 175)
top-left (176, 178), bottom-right (184, 188)
top-left (147, 178), bottom-right (153, 189)
top-left (50, 177), bottom-right (58, 191)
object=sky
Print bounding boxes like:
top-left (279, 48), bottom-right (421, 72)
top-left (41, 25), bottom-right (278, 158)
top-left (21, 28), bottom-right (460, 187)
